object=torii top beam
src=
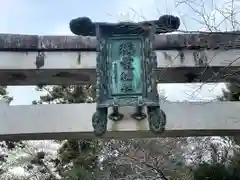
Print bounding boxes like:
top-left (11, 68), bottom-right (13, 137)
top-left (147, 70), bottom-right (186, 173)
top-left (0, 31), bottom-right (240, 52)
top-left (0, 17), bottom-right (239, 86)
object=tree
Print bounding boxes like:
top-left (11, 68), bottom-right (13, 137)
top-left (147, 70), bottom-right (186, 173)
top-left (192, 142), bottom-right (240, 180)
top-left (176, 0), bottom-right (240, 179)
top-left (107, 138), bottom-right (190, 180)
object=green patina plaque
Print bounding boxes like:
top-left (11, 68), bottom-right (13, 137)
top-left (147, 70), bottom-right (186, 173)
top-left (109, 39), bottom-right (143, 96)
top-left (69, 15), bottom-right (180, 136)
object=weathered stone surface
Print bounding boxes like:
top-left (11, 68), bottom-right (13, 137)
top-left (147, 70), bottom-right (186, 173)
top-left (0, 32), bottom-right (240, 51)
top-left (0, 101), bottom-right (240, 140)
top-left (0, 34), bottom-right (38, 50)
top-left (154, 32), bottom-right (240, 50)
top-left (39, 35), bottom-right (96, 50)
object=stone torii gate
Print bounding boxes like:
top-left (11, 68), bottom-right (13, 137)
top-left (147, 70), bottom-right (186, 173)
top-left (0, 15), bottom-right (239, 140)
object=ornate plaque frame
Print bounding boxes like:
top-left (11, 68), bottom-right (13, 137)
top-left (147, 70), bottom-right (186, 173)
top-left (69, 15), bottom-right (180, 136)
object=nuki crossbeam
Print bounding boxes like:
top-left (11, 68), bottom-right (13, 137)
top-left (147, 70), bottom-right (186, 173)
top-left (0, 100), bottom-right (239, 140)
top-left (0, 49), bottom-right (239, 85)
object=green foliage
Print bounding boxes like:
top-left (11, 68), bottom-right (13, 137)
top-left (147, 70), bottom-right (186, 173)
top-left (36, 85), bottom-right (96, 104)
top-left (0, 86), bottom-right (7, 96)
top-left (193, 160), bottom-right (240, 180)
top-left (222, 83), bottom-right (240, 101)
top-left (192, 140), bottom-right (240, 180)
top-left (193, 162), bottom-right (231, 180)
top-left (220, 83), bottom-right (240, 145)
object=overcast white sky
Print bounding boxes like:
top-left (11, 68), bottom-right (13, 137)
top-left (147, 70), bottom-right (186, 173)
top-left (0, 0), bottom-right (233, 105)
